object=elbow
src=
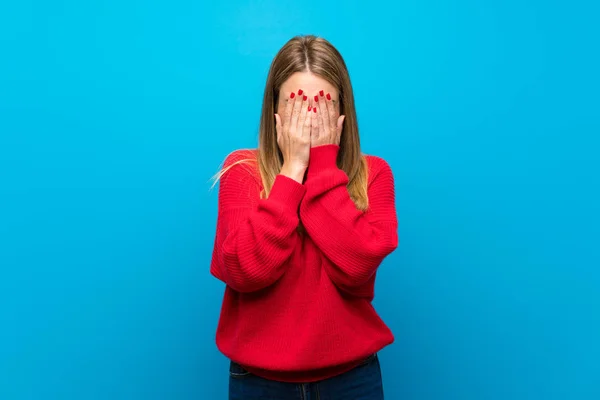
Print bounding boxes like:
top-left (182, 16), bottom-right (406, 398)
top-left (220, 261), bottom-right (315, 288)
top-left (225, 273), bottom-right (278, 293)
top-left (324, 255), bottom-right (382, 288)
top-left (341, 272), bottom-right (375, 289)
top-left (332, 236), bottom-right (399, 288)
top-left (219, 251), bottom-right (287, 293)
top-left (336, 260), bottom-right (382, 288)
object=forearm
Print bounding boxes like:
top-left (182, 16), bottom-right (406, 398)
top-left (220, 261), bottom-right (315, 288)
top-left (211, 173), bottom-right (306, 292)
top-left (300, 144), bottom-right (399, 288)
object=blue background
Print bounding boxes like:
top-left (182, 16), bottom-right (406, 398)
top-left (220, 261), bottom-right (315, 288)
top-left (1, 1), bottom-right (598, 399)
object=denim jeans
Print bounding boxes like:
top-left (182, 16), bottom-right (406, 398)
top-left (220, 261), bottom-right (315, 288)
top-left (229, 353), bottom-right (384, 400)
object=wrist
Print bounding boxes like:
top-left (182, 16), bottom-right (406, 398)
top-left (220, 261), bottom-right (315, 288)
top-left (306, 144), bottom-right (340, 179)
top-left (280, 164), bottom-right (306, 183)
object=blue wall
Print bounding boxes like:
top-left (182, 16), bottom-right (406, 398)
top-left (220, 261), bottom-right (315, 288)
top-left (1, 1), bottom-right (598, 399)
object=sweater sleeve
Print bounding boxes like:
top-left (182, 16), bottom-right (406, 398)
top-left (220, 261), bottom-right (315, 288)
top-left (209, 150), bottom-right (306, 293)
top-left (299, 144), bottom-right (399, 291)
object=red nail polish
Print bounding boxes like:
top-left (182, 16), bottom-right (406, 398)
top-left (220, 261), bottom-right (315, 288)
top-left (319, 90), bottom-right (324, 97)
top-left (326, 93), bottom-right (331, 100)
top-left (298, 89), bottom-right (303, 95)
top-left (308, 106), bottom-right (312, 111)
top-left (314, 95), bottom-right (319, 102)
top-left (313, 107), bottom-right (317, 113)
top-left (303, 95), bottom-right (308, 101)
top-left (290, 92), bottom-right (295, 98)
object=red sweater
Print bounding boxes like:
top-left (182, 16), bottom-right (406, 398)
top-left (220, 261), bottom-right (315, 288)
top-left (210, 144), bottom-right (399, 382)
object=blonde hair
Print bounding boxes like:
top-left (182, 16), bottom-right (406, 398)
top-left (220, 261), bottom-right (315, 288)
top-left (210, 35), bottom-right (369, 233)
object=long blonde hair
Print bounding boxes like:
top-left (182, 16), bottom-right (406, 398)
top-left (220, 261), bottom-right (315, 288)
top-left (210, 35), bottom-right (369, 233)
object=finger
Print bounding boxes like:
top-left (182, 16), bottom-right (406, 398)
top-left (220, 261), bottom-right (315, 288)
top-left (303, 103), bottom-right (312, 138)
top-left (283, 91), bottom-right (295, 130)
top-left (311, 103), bottom-right (319, 143)
top-left (316, 96), bottom-right (326, 139)
top-left (290, 89), bottom-right (304, 133)
top-left (298, 93), bottom-right (309, 135)
top-left (316, 92), bottom-right (330, 134)
top-left (336, 115), bottom-right (345, 139)
top-left (275, 113), bottom-right (283, 141)
top-left (326, 92), bottom-right (338, 132)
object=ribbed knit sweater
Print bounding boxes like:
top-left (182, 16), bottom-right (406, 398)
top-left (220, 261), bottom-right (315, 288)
top-left (210, 144), bottom-right (399, 382)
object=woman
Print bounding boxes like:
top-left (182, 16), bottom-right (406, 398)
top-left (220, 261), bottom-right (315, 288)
top-left (210, 35), bottom-right (399, 399)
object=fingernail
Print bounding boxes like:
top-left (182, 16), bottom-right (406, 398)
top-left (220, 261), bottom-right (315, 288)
top-left (308, 106), bottom-right (312, 111)
top-left (313, 107), bottom-right (317, 113)
top-left (319, 90), bottom-right (324, 97)
top-left (314, 95), bottom-right (319, 102)
top-left (303, 95), bottom-right (307, 101)
top-left (298, 89), bottom-right (303, 95)
top-left (326, 93), bottom-right (331, 100)
top-left (290, 92), bottom-right (295, 98)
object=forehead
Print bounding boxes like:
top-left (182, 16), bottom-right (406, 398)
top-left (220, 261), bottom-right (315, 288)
top-left (279, 72), bottom-right (337, 96)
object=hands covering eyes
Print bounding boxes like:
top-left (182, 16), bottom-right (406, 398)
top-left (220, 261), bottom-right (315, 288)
top-left (275, 89), bottom-right (345, 172)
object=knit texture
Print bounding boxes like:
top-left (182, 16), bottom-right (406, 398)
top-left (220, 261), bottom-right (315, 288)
top-left (210, 144), bottom-right (398, 382)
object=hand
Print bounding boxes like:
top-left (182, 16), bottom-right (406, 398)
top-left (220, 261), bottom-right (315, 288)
top-left (311, 91), bottom-right (345, 147)
top-left (275, 90), bottom-right (312, 179)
